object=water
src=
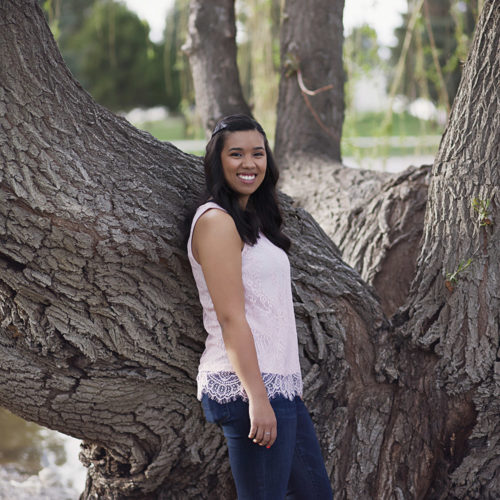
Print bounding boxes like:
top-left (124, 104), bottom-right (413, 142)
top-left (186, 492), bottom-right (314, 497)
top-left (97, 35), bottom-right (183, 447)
top-left (0, 408), bottom-right (86, 499)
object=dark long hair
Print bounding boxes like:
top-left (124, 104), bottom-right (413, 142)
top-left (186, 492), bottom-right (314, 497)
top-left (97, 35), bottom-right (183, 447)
top-left (187, 114), bottom-right (290, 252)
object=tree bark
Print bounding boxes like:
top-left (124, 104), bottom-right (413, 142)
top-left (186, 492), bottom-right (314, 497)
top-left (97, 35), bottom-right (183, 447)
top-left (183, 0), bottom-right (252, 136)
top-left (1, 1), bottom-right (499, 499)
top-left (274, 0), bottom-right (345, 164)
top-left (0, 2), bottom-right (385, 498)
top-left (282, 157), bottom-right (431, 316)
top-left (395, 3), bottom-right (500, 496)
top-left (274, 0), bottom-right (426, 316)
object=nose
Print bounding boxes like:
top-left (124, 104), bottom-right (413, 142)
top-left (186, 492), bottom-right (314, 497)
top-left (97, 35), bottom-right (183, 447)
top-left (242, 154), bottom-right (255, 168)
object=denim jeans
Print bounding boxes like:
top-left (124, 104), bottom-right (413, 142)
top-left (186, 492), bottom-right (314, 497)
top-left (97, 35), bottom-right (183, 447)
top-left (201, 394), bottom-right (333, 500)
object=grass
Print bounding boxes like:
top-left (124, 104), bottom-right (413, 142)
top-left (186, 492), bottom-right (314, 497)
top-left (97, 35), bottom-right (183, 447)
top-left (134, 111), bottom-right (444, 157)
top-left (341, 138), bottom-right (440, 158)
top-left (139, 118), bottom-right (186, 141)
top-left (345, 110), bottom-right (444, 137)
top-left (136, 115), bottom-right (205, 142)
top-left (344, 110), bottom-right (443, 138)
top-left (342, 110), bottom-right (443, 157)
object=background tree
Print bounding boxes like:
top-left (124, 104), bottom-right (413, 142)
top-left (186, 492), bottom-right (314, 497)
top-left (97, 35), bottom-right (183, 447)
top-left (343, 24), bottom-right (385, 127)
top-left (163, 0), bottom-right (194, 114)
top-left (274, 0), bottom-right (345, 164)
top-left (42, 0), bottom-right (168, 112)
top-left (69, 1), bottom-right (166, 111)
top-left (391, 0), bottom-right (477, 109)
top-left (183, 0), bottom-right (253, 135)
top-left (1, 2), bottom-right (499, 500)
top-left (185, 0), bottom-right (345, 160)
top-left (41, 0), bottom-right (93, 69)
top-left (235, 0), bottom-right (282, 133)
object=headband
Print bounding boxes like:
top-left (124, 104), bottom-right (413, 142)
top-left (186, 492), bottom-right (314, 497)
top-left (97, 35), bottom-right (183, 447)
top-left (211, 121), bottom-right (228, 137)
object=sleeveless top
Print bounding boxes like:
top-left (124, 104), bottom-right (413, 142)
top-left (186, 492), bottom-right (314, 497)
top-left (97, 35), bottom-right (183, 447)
top-left (187, 202), bottom-right (303, 403)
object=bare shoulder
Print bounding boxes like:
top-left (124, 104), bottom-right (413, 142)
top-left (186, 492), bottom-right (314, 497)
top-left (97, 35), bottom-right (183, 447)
top-left (192, 208), bottom-right (242, 261)
top-left (195, 208), bottom-right (238, 238)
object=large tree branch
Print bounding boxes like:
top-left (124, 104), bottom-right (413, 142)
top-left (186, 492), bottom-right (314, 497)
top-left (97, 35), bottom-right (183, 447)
top-left (1, 1), bottom-right (498, 499)
top-left (0, 2), bottom-right (390, 498)
top-left (282, 155), bottom-right (431, 316)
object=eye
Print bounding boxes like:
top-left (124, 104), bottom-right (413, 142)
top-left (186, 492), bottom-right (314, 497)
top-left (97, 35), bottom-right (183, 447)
top-left (230, 152), bottom-right (242, 157)
top-left (254, 152), bottom-right (264, 157)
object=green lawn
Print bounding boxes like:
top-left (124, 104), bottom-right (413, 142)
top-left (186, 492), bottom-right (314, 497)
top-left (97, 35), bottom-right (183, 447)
top-left (343, 110), bottom-right (443, 138)
top-left (342, 111), bottom-right (442, 157)
top-left (135, 115), bottom-right (204, 142)
top-left (134, 111), bottom-right (443, 158)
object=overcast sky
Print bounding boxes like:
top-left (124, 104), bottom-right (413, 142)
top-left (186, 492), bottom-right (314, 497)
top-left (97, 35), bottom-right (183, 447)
top-left (122, 0), bottom-right (407, 47)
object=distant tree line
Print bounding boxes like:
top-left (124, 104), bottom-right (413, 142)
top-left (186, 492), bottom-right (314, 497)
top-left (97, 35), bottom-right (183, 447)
top-left (40, 0), bottom-right (193, 113)
top-left (391, 0), bottom-right (478, 110)
top-left (41, 0), bottom-right (478, 119)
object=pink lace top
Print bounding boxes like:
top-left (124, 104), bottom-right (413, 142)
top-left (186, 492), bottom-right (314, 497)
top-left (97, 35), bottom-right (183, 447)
top-left (187, 202), bottom-right (303, 403)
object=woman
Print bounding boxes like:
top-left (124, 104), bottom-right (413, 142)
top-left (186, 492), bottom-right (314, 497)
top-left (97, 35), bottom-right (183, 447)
top-left (187, 114), bottom-right (332, 499)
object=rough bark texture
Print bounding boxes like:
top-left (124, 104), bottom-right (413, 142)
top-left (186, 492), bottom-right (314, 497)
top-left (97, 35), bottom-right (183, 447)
top-left (0, 2), bottom-right (387, 498)
top-left (1, 1), bottom-right (499, 499)
top-left (183, 0), bottom-right (252, 136)
top-left (274, 0), bottom-right (345, 164)
top-left (282, 157), bottom-right (431, 316)
top-left (397, 3), bottom-right (500, 496)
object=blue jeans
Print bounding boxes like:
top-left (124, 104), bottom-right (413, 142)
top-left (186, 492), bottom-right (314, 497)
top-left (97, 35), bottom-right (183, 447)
top-left (201, 394), bottom-right (333, 500)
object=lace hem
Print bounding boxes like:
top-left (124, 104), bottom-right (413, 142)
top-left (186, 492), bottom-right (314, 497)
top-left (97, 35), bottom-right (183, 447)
top-left (197, 371), bottom-right (303, 404)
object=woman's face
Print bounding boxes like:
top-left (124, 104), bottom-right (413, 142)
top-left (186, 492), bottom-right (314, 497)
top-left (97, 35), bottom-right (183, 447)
top-left (220, 129), bottom-right (267, 209)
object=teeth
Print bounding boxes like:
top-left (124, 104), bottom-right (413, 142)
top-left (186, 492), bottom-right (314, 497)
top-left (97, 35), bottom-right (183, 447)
top-left (238, 174), bottom-right (256, 180)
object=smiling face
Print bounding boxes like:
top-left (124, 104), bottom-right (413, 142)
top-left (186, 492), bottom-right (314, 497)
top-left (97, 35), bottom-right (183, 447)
top-left (220, 129), bottom-right (267, 209)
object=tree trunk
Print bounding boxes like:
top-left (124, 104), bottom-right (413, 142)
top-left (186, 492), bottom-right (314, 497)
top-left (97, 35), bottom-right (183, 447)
top-left (393, 3), bottom-right (500, 496)
top-left (183, 0), bottom-right (252, 136)
top-left (274, 0), bottom-right (425, 316)
top-left (1, 1), bottom-right (499, 499)
top-left (282, 156), bottom-right (431, 316)
top-left (0, 2), bottom-right (385, 498)
top-left (274, 0), bottom-right (345, 164)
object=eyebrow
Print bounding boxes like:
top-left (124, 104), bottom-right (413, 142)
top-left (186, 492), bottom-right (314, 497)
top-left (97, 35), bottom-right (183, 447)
top-left (228, 146), bottom-right (265, 151)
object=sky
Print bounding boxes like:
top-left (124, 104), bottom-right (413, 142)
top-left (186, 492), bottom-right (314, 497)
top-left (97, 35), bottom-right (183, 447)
top-left (122, 0), bottom-right (408, 47)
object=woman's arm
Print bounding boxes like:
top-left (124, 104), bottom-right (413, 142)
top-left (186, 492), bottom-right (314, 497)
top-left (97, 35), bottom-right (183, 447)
top-left (192, 209), bottom-right (276, 448)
